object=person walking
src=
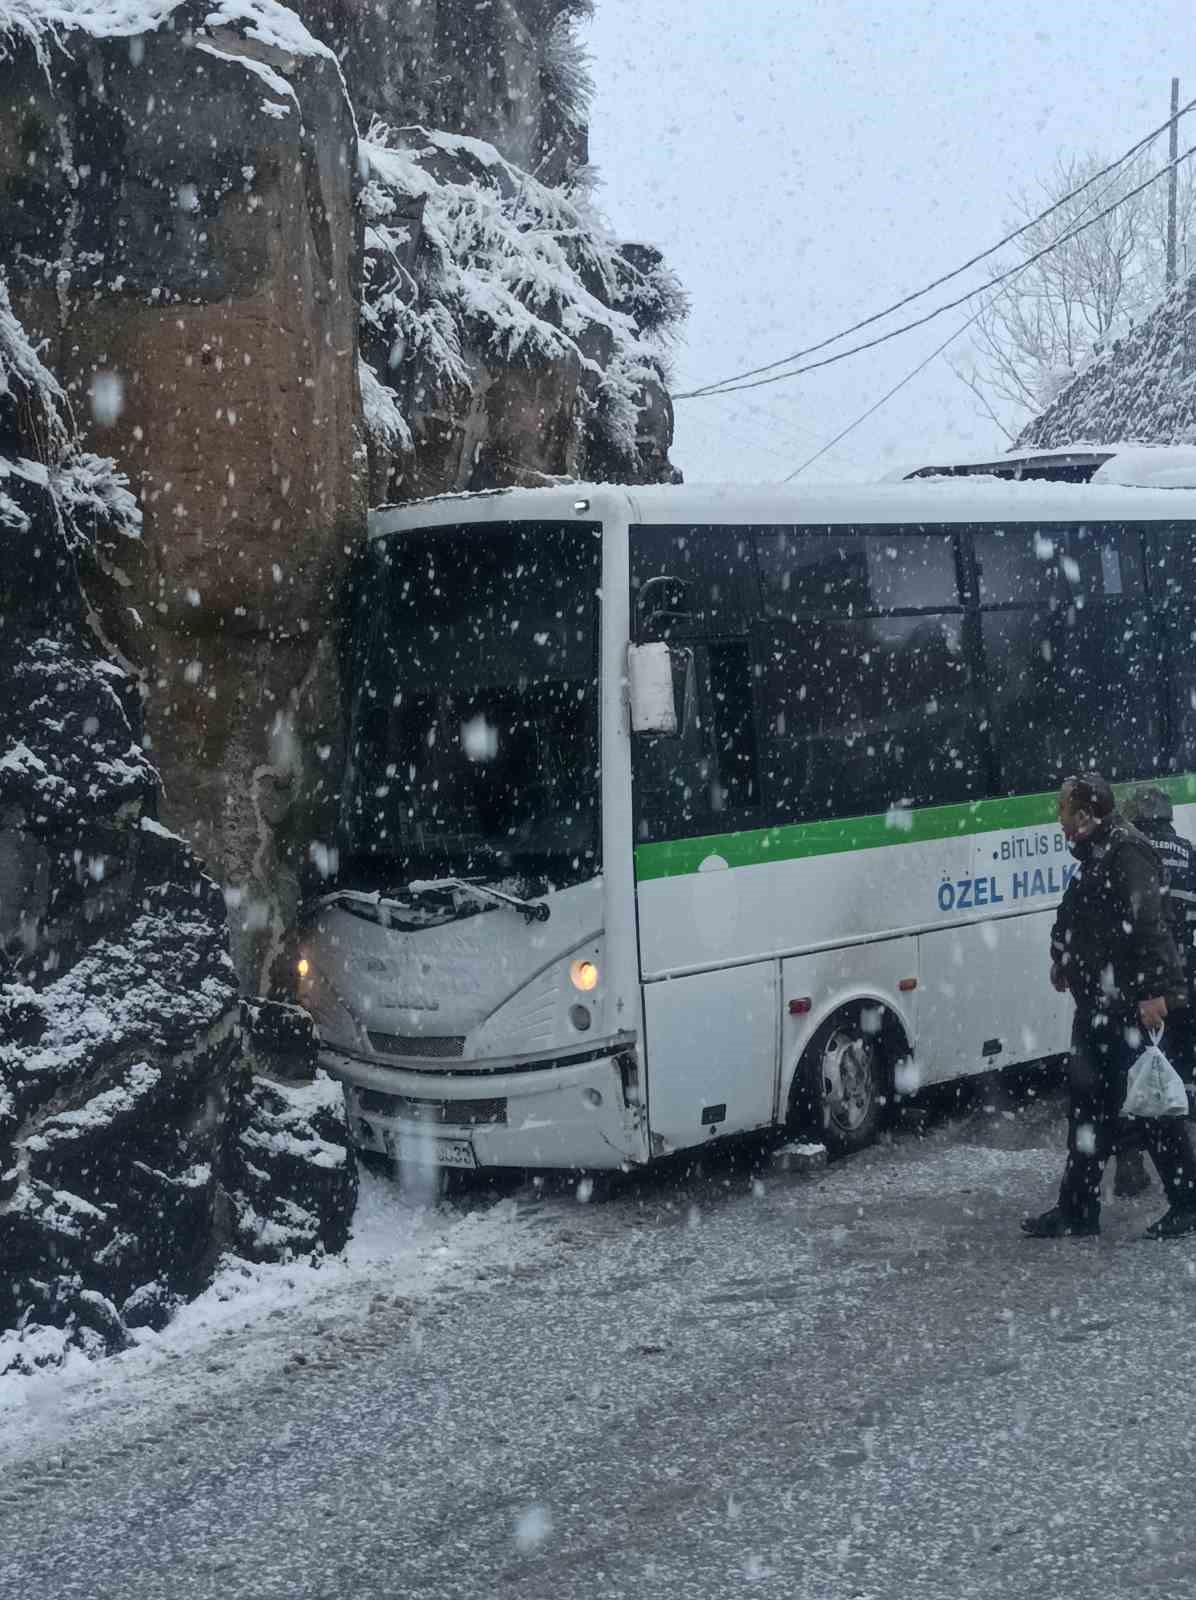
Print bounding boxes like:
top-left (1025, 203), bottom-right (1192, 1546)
top-left (1106, 786), bottom-right (1196, 1197)
top-left (1123, 784), bottom-right (1196, 1084)
top-left (1022, 772), bottom-right (1196, 1240)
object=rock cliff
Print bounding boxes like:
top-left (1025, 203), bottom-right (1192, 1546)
top-left (0, 0), bottom-right (681, 1362)
top-left (0, 0), bottom-right (366, 987)
top-left (0, 280), bottom-right (355, 1372)
top-left (358, 122), bottom-right (681, 503)
top-left (296, 0), bottom-right (594, 184)
top-left (0, 0), bottom-right (681, 988)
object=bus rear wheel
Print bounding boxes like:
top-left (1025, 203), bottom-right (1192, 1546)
top-left (790, 1006), bottom-right (891, 1157)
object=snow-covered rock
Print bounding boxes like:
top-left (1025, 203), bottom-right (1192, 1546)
top-left (358, 122), bottom-right (684, 501)
top-left (0, 0), bottom-right (366, 988)
top-left (0, 0), bottom-right (683, 987)
top-left (0, 277), bottom-right (356, 1372)
top-left (296, 0), bottom-right (594, 187)
top-left (226, 1071), bottom-right (357, 1261)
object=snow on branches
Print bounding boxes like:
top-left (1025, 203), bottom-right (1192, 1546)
top-left (0, 273), bottom-right (140, 555)
top-left (359, 121), bottom-right (686, 488)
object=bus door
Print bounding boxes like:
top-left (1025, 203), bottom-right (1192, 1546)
top-left (630, 524), bottom-right (779, 1151)
top-left (634, 639), bottom-right (778, 1148)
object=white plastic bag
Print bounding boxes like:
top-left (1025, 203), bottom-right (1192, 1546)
top-left (1122, 1028), bottom-right (1190, 1119)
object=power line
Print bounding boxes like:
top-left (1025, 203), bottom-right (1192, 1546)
top-left (676, 97), bottom-right (1196, 402)
top-left (782, 129), bottom-right (1176, 482)
top-left (721, 395), bottom-right (843, 447)
top-left (782, 311), bottom-right (985, 481)
top-left (681, 138), bottom-right (1196, 402)
top-left (718, 398), bottom-right (865, 467)
top-left (681, 407), bottom-right (822, 467)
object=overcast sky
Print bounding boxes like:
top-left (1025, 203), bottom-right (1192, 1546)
top-left (584, 0), bottom-right (1193, 484)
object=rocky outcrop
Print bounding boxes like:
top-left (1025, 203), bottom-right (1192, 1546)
top-left (227, 1070), bottom-right (357, 1261)
top-left (0, 2), bottom-right (682, 991)
top-left (0, 280), bottom-right (356, 1373)
top-left (0, 0), bottom-right (367, 987)
top-left (296, 0), bottom-right (594, 184)
top-left (1018, 274), bottom-right (1196, 449)
top-left (358, 123), bottom-right (684, 503)
top-left (0, 0), bottom-right (681, 1363)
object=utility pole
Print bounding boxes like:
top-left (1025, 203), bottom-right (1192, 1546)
top-left (1167, 75), bottom-right (1179, 288)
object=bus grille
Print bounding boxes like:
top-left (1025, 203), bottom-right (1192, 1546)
top-left (367, 1031), bottom-right (466, 1059)
top-left (356, 1088), bottom-right (507, 1125)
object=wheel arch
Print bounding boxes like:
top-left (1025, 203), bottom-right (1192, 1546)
top-left (781, 986), bottom-right (915, 1123)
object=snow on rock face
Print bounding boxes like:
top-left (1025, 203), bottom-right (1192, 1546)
top-left (226, 1071), bottom-right (356, 1262)
top-left (0, 0), bottom-right (336, 64)
top-left (0, 0), bottom-right (365, 990)
top-left (358, 121), bottom-right (685, 501)
top-left (0, 0), bottom-right (684, 991)
top-left (296, 0), bottom-right (594, 186)
top-left (0, 280), bottom-right (356, 1374)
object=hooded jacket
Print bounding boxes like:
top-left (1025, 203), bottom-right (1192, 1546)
top-left (1049, 812), bottom-right (1186, 1018)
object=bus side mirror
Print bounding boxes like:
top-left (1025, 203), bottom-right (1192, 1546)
top-left (636, 574), bottom-right (692, 637)
top-left (628, 642), bottom-right (679, 735)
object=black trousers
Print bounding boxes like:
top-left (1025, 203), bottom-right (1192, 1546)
top-left (1058, 1011), bottom-right (1196, 1225)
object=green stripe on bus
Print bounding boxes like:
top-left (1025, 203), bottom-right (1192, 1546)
top-left (633, 772), bottom-right (1196, 883)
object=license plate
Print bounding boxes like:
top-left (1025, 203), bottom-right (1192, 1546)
top-left (386, 1132), bottom-right (477, 1170)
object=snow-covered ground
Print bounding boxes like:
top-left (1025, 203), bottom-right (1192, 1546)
top-left (0, 1168), bottom-right (566, 1462)
top-left (6, 1095), bottom-right (1196, 1600)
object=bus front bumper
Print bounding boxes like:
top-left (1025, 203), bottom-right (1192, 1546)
top-left (321, 1044), bottom-right (645, 1172)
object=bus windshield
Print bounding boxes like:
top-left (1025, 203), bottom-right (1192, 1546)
top-left (340, 521), bottom-right (601, 891)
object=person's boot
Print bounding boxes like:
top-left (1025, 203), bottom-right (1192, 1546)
top-left (1021, 1207), bottom-right (1099, 1238)
top-left (1144, 1208), bottom-right (1196, 1240)
top-left (1114, 1150), bottom-right (1153, 1198)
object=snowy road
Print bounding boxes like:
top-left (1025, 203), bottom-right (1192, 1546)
top-left (4, 1095), bottom-right (1196, 1600)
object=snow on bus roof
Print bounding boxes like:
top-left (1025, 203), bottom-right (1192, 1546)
top-left (368, 474), bottom-right (1196, 539)
top-left (888, 441), bottom-right (1196, 488)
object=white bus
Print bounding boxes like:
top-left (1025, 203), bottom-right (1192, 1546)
top-left (289, 480), bottom-right (1196, 1174)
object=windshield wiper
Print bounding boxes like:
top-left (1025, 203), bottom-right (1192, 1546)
top-left (408, 876), bottom-right (551, 924)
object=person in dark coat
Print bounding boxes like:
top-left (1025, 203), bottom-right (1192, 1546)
top-left (1022, 772), bottom-right (1196, 1240)
top-left (1104, 786), bottom-right (1196, 1197)
top-left (1123, 784), bottom-right (1196, 1084)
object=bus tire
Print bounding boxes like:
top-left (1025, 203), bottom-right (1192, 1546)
top-left (789, 1004), bottom-right (894, 1157)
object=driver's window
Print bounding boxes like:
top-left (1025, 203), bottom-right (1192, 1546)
top-left (629, 524), bottom-right (763, 842)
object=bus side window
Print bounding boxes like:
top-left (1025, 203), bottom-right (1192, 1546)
top-left (1146, 527), bottom-right (1196, 771)
top-left (630, 523), bottom-right (764, 841)
top-left (758, 527), bottom-right (958, 617)
top-left (707, 640), bottom-right (760, 811)
top-left (756, 611), bottom-right (983, 823)
top-left (630, 524), bottom-right (760, 640)
top-left (975, 523), bottom-right (1157, 791)
top-left (752, 525), bottom-right (981, 823)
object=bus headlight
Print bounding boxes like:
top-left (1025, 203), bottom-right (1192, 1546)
top-left (570, 959), bottom-right (598, 992)
top-left (297, 957), bottom-right (311, 979)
